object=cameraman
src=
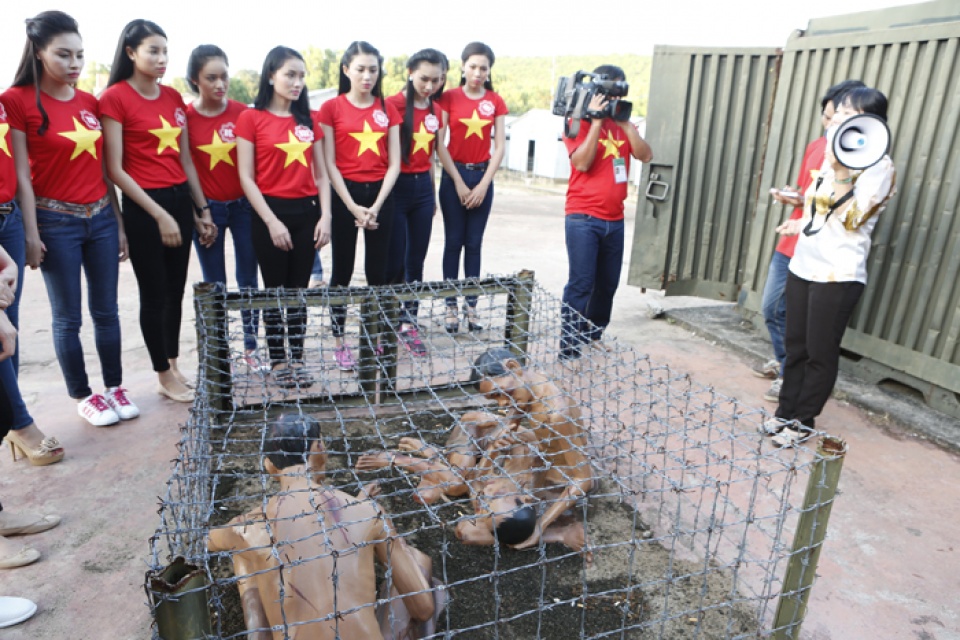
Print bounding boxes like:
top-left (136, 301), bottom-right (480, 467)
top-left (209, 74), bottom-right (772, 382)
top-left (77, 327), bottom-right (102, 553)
top-left (560, 65), bottom-right (652, 361)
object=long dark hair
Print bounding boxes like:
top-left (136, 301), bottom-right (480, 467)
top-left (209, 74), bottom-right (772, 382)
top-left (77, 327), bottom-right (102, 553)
top-left (107, 19), bottom-right (166, 87)
top-left (12, 11), bottom-right (80, 136)
top-left (253, 46), bottom-right (312, 128)
top-left (459, 42), bottom-right (495, 91)
top-left (400, 48), bottom-right (446, 163)
top-left (187, 44), bottom-right (228, 94)
top-left (339, 41), bottom-right (386, 111)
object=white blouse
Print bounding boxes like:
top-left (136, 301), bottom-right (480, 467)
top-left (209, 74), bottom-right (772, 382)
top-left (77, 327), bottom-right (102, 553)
top-left (789, 155), bottom-right (897, 284)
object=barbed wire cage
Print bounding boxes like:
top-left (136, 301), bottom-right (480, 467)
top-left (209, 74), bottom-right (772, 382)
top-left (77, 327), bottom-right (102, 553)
top-left (147, 271), bottom-right (847, 640)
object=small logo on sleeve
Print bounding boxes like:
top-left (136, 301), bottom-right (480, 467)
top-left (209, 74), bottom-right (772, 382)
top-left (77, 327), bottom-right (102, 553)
top-left (372, 109), bottom-right (390, 128)
top-left (80, 110), bottom-right (101, 130)
top-left (294, 125), bottom-right (314, 143)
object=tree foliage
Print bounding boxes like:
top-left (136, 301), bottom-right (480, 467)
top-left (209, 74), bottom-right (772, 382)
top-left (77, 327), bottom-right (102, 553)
top-left (80, 51), bottom-right (651, 115)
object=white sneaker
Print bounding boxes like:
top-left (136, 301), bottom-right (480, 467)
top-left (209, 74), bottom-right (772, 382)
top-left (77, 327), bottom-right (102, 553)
top-left (751, 359), bottom-right (780, 379)
top-left (771, 425), bottom-right (816, 448)
top-left (758, 417), bottom-right (792, 435)
top-left (78, 393), bottom-right (119, 426)
top-left (104, 387), bottom-right (140, 420)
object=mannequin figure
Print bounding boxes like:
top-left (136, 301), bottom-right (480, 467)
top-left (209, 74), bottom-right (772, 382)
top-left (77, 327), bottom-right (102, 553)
top-left (470, 349), bottom-right (594, 550)
top-left (208, 414), bottom-right (440, 639)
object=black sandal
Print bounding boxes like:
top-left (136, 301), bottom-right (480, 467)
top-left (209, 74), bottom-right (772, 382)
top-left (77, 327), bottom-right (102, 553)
top-left (272, 366), bottom-right (296, 389)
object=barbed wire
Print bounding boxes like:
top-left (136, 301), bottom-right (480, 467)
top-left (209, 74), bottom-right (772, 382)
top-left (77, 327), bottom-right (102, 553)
top-left (148, 274), bottom-right (839, 639)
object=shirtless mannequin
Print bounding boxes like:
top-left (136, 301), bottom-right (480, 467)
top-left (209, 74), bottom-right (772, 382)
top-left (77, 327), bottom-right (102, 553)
top-left (469, 348), bottom-right (594, 550)
top-left (208, 414), bottom-right (439, 640)
top-left (356, 410), bottom-right (586, 552)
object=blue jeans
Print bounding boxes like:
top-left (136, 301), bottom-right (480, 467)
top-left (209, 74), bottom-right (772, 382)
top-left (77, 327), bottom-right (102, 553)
top-left (0, 204), bottom-right (34, 430)
top-left (439, 166), bottom-right (493, 308)
top-left (193, 197), bottom-right (260, 352)
top-left (760, 250), bottom-right (790, 370)
top-left (561, 213), bottom-right (625, 355)
top-left (311, 252), bottom-right (324, 280)
top-left (38, 205), bottom-right (123, 398)
top-left (387, 171), bottom-right (435, 321)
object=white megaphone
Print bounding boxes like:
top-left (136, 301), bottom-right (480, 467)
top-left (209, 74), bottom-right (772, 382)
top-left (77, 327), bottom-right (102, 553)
top-left (825, 113), bottom-right (890, 170)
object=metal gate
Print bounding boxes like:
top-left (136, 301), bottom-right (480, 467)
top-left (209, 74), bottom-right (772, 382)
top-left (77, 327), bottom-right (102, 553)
top-left (630, 1), bottom-right (960, 416)
top-left (627, 46), bottom-right (781, 301)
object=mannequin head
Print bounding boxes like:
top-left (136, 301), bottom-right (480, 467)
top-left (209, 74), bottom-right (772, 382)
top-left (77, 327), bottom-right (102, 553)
top-left (471, 348), bottom-right (531, 407)
top-left (263, 414), bottom-right (326, 475)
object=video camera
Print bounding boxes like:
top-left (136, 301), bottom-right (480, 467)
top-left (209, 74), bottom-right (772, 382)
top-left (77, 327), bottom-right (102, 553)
top-left (552, 71), bottom-right (633, 138)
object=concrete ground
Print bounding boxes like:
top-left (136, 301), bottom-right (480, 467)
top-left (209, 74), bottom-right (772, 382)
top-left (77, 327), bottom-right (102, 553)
top-left (2, 181), bottom-right (958, 639)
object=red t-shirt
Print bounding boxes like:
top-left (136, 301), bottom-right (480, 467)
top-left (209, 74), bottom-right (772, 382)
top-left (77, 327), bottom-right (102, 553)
top-left (186, 100), bottom-right (247, 202)
top-left (0, 100), bottom-right (16, 202)
top-left (564, 119), bottom-right (634, 220)
top-left (235, 109), bottom-right (322, 199)
top-left (438, 87), bottom-right (508, 164)
top-left (386, 92), bottom-right (442, 174)
top-left (776, 136), bottom-right (826, 258)
top-left (1, 85), bottom-right (107, 204)
top-left (318, 95), bottom-right (401, 182)
top-left (99, 82), bottom-right (187, 189)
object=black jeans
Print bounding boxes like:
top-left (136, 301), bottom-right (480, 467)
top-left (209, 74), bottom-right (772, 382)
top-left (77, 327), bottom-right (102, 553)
top-left (329, 180), bottom-right (394, 337)
top-left (123, 184), bottom-right (194, 373)
top-left (251, 196), bottom-right (320, 365)
top-left (776, 272), bottom-right (864, 428)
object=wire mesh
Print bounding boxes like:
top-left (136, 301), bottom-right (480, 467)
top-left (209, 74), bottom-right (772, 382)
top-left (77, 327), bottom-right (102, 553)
top-left (148, 273), bottom-right (841, 639)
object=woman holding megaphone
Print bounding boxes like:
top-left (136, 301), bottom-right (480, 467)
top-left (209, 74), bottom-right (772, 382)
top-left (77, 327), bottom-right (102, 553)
top-left (764, 86), bottom-right (896, 448)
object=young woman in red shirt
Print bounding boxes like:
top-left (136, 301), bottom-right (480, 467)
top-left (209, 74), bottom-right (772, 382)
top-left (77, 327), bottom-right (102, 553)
top-left (384, 48), bottom-right (447, 356)
top-left (3, 11), bottom-right (139, 433)
top-left (236, 46), bottom-right (329, 389)
top-left (436, 42), bottom-right (507, 334)
top-left (101, 19), bottom-right (215, 404)
top-left (319, 41), bottom-right (401, 371)
top-left (0, 14), bottom-right (68, 464)
top-left (185, 45), bottom-right (265, 373)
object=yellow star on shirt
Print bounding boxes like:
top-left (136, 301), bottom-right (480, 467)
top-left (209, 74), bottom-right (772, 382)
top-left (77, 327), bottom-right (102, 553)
top-left (275, 131), bottom-right (311, 168)
top-left (411, 123), bottom-right (434, 156)
top-left (197, 131), bottom-right (236, 170)
top-left (459, 110), bottom-right (491, 140)
top-left (148, 116), bottom-right (181, 154)
top-left (0, 124), bottom-right (10, 158)
top-left (58, 117), bottom-right (102, 160)
top-left (598, 131), bottom-right (625, 159)
top-left (349, 121), bottom-right (385, 157)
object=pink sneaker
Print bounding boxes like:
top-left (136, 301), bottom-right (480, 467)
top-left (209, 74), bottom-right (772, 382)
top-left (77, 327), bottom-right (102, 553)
top-left (400, 327), bottom-right (427, 356)
top-left (104, 387), bottom-right (140, 420)
top-left (78, 393), bottom-right (119, 427)
top-left (334, 345), bottom-right (356, 371)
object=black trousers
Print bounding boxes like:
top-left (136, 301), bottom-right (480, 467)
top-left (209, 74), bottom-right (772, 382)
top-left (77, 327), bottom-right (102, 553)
top-left (123, 184), bottom-right (194, 372)
top-left (251, 196), bottom-right (320, 365)
top-left (776, 272), bottom-right (864, 428)
top-left (329, 180), bottom-right (394, 337)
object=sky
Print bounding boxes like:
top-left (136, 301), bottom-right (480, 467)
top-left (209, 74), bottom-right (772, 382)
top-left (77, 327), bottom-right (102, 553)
top-left (0, 0), bottom-right (929, 87)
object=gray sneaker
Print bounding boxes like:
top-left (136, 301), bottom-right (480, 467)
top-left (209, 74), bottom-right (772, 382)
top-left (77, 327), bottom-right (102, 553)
top-left (752, 359), bottom-right (780, 379)
top-left (764, 378), bottom-right (782, 402)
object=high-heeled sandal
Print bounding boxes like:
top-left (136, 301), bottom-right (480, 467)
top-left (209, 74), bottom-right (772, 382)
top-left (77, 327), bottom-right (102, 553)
top-left (464, 307), bottom-right (484, 332)
top-left (444, 306), bottom-right (460, 334)
top-left (3, 432), bottom-right (65, 467)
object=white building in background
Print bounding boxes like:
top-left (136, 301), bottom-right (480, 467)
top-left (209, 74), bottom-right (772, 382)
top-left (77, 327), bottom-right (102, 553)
top-left (308, 87), bottom-right (338, 111)
top-left (505, 109), bottom-right (647, 186)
